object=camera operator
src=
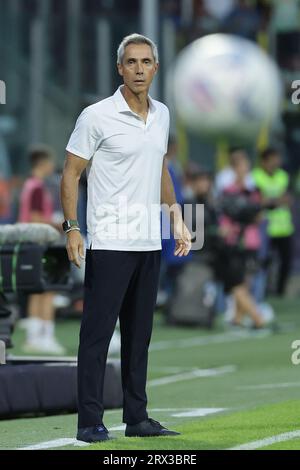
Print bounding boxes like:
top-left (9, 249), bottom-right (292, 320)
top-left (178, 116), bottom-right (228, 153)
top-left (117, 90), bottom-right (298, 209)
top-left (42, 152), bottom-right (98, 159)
top-left (215, 153), bottom-right (266, 328)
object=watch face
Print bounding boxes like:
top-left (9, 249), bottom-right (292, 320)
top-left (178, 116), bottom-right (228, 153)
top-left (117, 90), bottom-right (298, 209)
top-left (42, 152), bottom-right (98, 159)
top-left (63, 220), bottom-right (78, 231)
top-left (62, 221), bottom-right (69, 232)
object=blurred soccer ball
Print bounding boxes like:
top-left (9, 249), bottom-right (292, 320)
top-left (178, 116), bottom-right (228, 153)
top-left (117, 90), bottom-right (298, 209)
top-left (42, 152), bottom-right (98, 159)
top-left (172, 34), bottom-right (282, 140)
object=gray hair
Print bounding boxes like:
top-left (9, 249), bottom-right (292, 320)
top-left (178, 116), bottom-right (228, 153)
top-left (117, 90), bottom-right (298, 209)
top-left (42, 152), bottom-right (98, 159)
top-left (117, 33), bottom-right (159, 64)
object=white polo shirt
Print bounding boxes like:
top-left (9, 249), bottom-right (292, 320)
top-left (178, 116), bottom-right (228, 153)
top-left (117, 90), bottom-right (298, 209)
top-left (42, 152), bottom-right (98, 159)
top-left (66, 85), bottom-right (170, 251)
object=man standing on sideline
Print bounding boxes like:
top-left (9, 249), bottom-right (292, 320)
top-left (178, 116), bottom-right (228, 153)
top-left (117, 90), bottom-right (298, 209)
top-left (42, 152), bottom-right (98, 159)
top-left (61, 34), bottom-right (191, 443)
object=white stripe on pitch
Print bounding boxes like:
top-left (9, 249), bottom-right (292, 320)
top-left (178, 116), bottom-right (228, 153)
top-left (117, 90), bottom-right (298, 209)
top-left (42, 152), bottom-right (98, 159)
top-left (16, 363), bottom-right (234, 450)
top-left (150, 330), bottom-right (271, 352)
top-left (237, 382), bottom-right (300, 390)
top-left (172, 408), bottom-right (225, 418)
top-left (18, 427), bottom-right (300, 451)
top-left (18, 438), bottom-right (89, 450)
top-left (17, 407), bottom-right (226, 450)
top-left (147, 365), bottom-right (236, 387)
top-left (228, 430), bottom-right (300, 450)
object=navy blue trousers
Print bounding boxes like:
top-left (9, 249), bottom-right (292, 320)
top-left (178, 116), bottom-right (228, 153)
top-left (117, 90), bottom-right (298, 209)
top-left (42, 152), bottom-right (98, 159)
top-left (77, 249), bottom-right (161, 428)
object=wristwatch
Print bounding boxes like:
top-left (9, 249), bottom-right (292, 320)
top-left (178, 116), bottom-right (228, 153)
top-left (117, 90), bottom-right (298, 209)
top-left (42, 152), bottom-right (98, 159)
top-left (62, 219), bottom-right (79, 232)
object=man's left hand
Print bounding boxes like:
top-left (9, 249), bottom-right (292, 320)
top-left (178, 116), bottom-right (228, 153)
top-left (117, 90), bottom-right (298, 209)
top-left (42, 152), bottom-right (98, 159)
top-left (172, 217), bottom-right (192, 257)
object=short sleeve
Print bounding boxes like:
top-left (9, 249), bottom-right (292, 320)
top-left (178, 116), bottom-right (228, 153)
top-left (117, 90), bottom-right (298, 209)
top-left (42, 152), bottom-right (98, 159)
top-left (66, 108), bottom-right (101, 161)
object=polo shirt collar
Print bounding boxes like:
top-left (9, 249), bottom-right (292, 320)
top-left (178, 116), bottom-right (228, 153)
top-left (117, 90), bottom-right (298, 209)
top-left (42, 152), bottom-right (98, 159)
top-left (113, 85), bottom-right (156, 115)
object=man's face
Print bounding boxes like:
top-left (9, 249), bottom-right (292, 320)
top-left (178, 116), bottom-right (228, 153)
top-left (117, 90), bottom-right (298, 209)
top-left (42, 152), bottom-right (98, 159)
top-left (117, 43), bottom-right (158, 93)
top-left (42, 158), bottom-right (55, 177)
top-left (234, 156), bottom-right (250, 179)
top-left (193, 175), bottom-right (211, 196)
top-left (265, 154), bottom-right (281, 173)
top-left (230, 150), bottom-right (248, 166)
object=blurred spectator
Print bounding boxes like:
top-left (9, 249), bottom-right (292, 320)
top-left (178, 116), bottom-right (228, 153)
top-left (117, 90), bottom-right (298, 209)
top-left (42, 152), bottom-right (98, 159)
top-left (252, 148), bottom-right (294, 296)
top-left (18, 145), bottom-right (65, 354)
top-left (215, 147), bottom-right (255, 195)
top-left (163, 137), bottom-right (184, 205)
top-left (45, 168), bottom-right (66, 233)
top-left (184, 163), bottom-right (224, 315)
top-left (161, 0), bottom-right (181, 28)
top-left (197, 3), bottom-right (219, 34)
top-left (222, 0), bottom-right (262, 41)
top-left (272, 0), bottom-right (300, 33)
top-left (164, 162), bottom-right (219, 326)
top-left (276, 30), bottom-right (300, 71)
top-left (184, 161), bottom-right (218, 254)
top-left (0, 142), bottom-right (12, 182)
top-left (215, 153), bottom-right (266, 328)
top-left (190, 0), bottom-right (219, 39)
top-left (0, 176), bottom-right (11, 224)
top-left (160, 138), bottom-right (190, 312)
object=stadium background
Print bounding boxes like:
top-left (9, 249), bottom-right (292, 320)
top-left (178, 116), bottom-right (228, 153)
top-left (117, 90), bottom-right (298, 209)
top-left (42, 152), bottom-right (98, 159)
top-left (1, 0), bottom-right (300, 451)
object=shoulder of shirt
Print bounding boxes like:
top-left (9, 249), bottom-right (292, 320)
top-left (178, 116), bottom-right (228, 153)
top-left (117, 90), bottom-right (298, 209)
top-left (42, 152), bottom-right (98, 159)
top-left (252, 167), bottom-right (267, 178)
top-left (25, 176), bottom-right (43, 187)
top-left (152, 99), bottom-right (169, 116)
top-left (80, 96), bottom-right (114, 117)
top-left (80, 96), bottom-right (169, 119)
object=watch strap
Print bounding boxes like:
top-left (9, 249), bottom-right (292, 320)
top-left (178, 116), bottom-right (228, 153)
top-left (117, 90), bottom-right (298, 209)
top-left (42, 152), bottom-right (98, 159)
top-left (62, 219), bottom-right (79, 232)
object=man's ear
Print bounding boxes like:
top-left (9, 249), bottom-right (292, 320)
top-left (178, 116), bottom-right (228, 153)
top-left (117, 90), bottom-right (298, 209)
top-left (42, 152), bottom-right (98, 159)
top-left (117, 63), bottom-right (123, 77)
top-left (154, 62), bottom-right (159, 74)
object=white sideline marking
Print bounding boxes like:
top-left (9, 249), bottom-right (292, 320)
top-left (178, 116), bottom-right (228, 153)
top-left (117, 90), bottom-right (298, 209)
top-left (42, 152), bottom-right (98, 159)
top-left (228, 430), bottom-right (300, 450)
top-left (147, 365), bottom-right (236, 387)
top-left (105, 409), bottom-right (224, 430)
top-left (149, 407), bottom-right (204, 411)
top-left (150, 330), bottom-right (271, 352)
top-left (17, 407), bottom-right (226, 450)
top-left (172, 408), bottom-right (225, 418)
top-left (18, 438), bottom-right (89, 450)
top-left (16, 427), bottom-right (300, 451)
top-left (149, 366), bottom-right (192, 373)
top-left (237, 382), bottom-right (300, 390)
top-left (109, 424), bottom-right (126, 431)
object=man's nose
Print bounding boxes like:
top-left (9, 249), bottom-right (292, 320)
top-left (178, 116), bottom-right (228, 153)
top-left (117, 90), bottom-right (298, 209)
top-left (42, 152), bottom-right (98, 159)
top-left (136, 62), bottom-right (144, 74)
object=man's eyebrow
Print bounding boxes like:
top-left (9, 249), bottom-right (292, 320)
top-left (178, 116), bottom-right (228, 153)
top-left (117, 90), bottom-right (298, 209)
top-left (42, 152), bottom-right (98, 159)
top-left (126, 57), bottom-right (153, 61)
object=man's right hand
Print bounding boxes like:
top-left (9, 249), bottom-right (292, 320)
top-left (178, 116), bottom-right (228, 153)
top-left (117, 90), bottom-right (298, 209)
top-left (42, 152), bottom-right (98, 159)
top-left (66, 230), bottom-right (85, 268)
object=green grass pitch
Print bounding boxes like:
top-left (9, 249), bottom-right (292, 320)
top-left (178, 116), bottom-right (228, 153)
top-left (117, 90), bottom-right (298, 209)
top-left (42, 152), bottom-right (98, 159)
top-left (1, 297), bottom-right (300, 450)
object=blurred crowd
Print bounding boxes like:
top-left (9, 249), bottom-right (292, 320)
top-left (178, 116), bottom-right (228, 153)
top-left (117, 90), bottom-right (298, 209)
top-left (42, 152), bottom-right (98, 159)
top-left (162, 0), bottom-right (300, 42)
top-left (0, 146), bottom-right (66, 354)
top-left (0, 138), bottom-right (297, 355)
top-left (162, 0), bottom-right (272, 41)
top-left (159, 139), bottom-right (296, 330)
top-left (0, 0), bottom-right (299, 354)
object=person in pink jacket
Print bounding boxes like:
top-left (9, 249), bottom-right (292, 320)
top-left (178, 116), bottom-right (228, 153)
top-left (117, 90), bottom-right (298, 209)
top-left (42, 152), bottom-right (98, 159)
top-left (19, 146), bottom-right (65, 354)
